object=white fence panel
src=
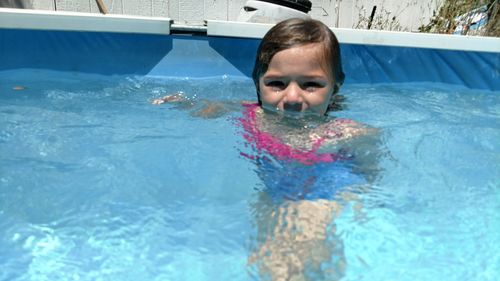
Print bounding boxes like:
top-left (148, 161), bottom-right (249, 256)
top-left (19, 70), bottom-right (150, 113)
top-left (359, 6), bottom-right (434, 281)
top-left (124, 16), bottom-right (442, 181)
top-left (27, 0), bottom-right (443, 30)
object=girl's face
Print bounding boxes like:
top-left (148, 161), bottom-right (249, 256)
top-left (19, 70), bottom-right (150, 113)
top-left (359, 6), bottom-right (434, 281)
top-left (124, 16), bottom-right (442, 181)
top-left (259, 43), bottom-right (335, 117)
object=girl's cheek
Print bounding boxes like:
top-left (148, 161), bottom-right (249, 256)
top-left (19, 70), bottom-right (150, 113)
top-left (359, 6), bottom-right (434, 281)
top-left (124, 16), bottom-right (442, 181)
top-left (261, 96), bottom-right (279, 108)
top-left (261, 89), bottom-right (280, 104)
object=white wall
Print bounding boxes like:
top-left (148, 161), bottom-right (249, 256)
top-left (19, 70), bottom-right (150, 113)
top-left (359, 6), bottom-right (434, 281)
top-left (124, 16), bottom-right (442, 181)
top-left (29, 0), bottom-right (444, 31)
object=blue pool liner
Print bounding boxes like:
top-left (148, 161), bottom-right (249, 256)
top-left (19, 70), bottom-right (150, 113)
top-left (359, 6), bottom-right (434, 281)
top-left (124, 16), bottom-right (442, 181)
top-left (0, 28), bottom-right (498, 90)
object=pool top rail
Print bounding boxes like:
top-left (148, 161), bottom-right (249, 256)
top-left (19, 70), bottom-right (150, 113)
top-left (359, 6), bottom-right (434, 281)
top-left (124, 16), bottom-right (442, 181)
top-left (0, 8), bottom-right (499, 90)
top-left (1, 8), bottom-right (500, 53)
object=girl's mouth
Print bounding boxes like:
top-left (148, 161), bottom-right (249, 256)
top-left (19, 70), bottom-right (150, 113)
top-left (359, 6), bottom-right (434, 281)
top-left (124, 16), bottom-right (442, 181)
top-left (283, 103), bottom-right (303, 112)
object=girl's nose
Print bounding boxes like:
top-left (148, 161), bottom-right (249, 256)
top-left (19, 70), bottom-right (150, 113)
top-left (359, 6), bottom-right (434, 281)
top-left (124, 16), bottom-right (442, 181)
top-left (283, 83), bottom-right (303, 110)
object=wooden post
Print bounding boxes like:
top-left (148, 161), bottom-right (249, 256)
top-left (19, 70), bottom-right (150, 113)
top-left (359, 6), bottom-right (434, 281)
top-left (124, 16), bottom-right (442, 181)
top-left (95, 0), bottom-right (108, 14)
top-left (368, 6), bottom-right (377, 30)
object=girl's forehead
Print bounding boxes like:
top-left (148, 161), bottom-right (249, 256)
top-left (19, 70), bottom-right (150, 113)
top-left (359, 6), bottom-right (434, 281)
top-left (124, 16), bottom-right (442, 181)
top-left (267, 43), bottom-right (333, 79)
top-left (271, 44), bottom-right (323, 63)
top-left (277, 43), bottom-right (325, 57)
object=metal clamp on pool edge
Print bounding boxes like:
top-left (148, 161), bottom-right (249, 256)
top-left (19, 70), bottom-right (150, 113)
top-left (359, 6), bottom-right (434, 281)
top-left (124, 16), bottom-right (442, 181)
top-left (237, 0), bottom-right (312, 23)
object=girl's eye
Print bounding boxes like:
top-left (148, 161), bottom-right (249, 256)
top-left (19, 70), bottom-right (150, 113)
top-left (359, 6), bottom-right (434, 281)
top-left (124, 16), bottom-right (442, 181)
top-left (303, 82), bottom-right (323, 91)
top-left (266, 81), bottom-right (286, 91)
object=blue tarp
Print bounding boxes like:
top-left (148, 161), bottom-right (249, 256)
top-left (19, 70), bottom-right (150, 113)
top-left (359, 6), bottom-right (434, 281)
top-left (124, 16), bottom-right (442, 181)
top-left (0, 28), bottom-right (498, 90)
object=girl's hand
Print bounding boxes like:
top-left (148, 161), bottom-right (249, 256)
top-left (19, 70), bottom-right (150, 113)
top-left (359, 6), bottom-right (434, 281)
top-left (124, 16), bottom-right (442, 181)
top-left (151, 93), bottom-right (187, 105)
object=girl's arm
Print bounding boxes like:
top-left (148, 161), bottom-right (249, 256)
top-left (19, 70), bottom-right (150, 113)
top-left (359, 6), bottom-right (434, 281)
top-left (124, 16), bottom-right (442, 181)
top-left (151, 93), bottom-right (239, 119)
top-left (316, 119), bottom-right (382, 182)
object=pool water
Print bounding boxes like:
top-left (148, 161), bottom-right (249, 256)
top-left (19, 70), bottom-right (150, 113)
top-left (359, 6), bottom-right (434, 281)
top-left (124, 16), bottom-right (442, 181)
top-left (0, 70), bottom-right (499, 281)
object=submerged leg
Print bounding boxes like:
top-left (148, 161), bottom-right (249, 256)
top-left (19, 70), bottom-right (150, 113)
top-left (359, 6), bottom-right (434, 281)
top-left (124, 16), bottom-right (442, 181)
top-left (249, 199), bottom-right (346, 281)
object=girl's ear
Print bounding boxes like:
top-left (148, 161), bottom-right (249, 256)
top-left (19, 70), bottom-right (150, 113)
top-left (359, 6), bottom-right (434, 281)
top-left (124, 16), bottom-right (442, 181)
top-left (327, 86), bottom-right (344, 113)
top-left (333, 83), bottom-right (340, 95)
top-left (255, 80), bottom-right (261, 106)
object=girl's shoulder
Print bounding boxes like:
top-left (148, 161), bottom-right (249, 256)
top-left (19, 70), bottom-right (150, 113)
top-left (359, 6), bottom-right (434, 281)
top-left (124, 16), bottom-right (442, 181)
top-left (311, 118), bottom-right (375, 148)
top-left (240, 104), bottom-right (375, 151)
top-left (320, 118), bottom-right (365, 136)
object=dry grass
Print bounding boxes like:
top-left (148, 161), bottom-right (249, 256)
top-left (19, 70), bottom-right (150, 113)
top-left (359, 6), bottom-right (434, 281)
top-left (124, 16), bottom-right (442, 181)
top-left (353, 1), bottom-right (409, 31)
top-left (419, 0), bottom-right (499, 36)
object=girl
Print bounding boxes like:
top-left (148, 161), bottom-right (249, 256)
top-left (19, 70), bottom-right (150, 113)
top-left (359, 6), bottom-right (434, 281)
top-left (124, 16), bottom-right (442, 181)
top-left (154, 18), bottom-right (379, 280)
top-left (242, 18), bottom-right (377, 281)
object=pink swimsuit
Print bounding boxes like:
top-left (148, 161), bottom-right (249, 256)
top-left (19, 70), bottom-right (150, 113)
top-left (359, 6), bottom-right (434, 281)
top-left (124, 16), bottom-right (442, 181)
top-left (237, 104), bottom-right (365, 202)
top-left (238, 103), bottom-right (345, 165)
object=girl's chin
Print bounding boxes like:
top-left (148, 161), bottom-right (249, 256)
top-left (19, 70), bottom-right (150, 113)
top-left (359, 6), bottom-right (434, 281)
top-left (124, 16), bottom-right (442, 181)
top-left (262, 105), bottom-right (326, 120)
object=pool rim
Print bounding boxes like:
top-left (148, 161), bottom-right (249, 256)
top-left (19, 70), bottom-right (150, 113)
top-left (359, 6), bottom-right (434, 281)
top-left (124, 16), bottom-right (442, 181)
top-left (1, 7), bottom-right (499, 53)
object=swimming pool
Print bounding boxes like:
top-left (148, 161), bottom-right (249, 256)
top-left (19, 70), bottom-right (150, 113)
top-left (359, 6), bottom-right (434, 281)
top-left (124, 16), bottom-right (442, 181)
top-left (1, 8), bottom-right (499, 281)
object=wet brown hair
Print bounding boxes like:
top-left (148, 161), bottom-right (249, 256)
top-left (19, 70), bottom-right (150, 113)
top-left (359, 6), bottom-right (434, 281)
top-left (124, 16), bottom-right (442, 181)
top-left (252, 18), bottom-right (345, 112)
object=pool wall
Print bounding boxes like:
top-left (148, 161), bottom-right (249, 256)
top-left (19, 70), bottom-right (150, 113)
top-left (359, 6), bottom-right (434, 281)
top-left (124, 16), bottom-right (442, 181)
top-left (1, 8), bottom-right (499, 90)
